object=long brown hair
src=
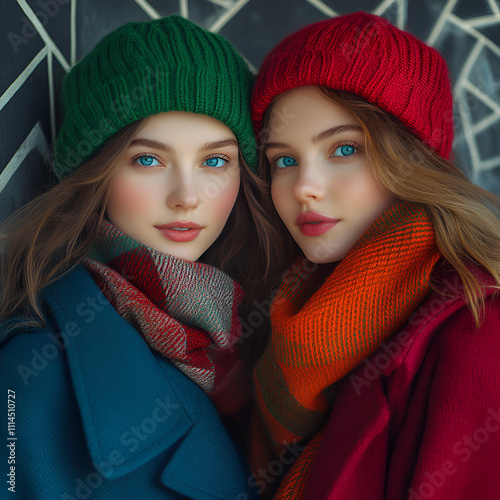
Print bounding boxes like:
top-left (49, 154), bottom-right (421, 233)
top-left (0, 119), bottom-right (277, 328)
top-left (258, 87), bottom-right (500, 326)
top-left (200, 150), bottom-right (280, 310)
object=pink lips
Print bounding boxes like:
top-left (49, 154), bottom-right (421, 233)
top-left (296, 212), bottom-right (340, 237)
top-left (155, 221), bottom-right (203, 242)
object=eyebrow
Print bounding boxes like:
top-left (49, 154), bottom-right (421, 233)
top-left (129, 138), bottom-right (238, 153)
top-left (263, 124), bottom-right (363, 152)
top-left (312, 124), bottom-right (363, 144)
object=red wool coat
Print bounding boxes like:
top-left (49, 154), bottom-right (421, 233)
top-left (304, 267), bottom-right (500, 499)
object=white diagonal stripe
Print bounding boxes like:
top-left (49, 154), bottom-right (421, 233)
top-left (397, 0), bottom-right (407, 29)
top-left (70, 0), bottom-right (77, 66)
top-left (207, 0), bottom-right (234, 7)
top-left (180, 0), bottom-right (189, 18)
top-left (427, 0), bottom-right (459, 46)
top-left (462, 80), bottom-right (500, 119)
top-left (456, 87), bottom-right (482, 183)
top-left (16, 0), bottom-right (70, 71)
top-left (487, 0), bottom-right (500, 15)
top-left (454, 40), bottom-right (484, 93)
top-left (306, 0), bottom-right (339, 17)
top-left (0, 122), bottom-right (50, 194)
top-left (373, 0), bottom-right (396, 16)
top-left (471, 114), bottom-right (500, 135)
top-left (47, 49), bottom-right (56, 146)
top-left (209, 0), bottom-right (250, 33)
top-left (482, 155), bottom-right (500, 170)
top-left (134, 0), bottom-right (161, 19)
top-left (449, 13), bottom-right (500, 58)
top-left (468, 14), bottom-right (500, 29)
top-left (0, 47), bottom-right (47, 111)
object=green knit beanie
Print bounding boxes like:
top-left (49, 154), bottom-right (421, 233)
top-left (53, 15), bottom-right (257, 180)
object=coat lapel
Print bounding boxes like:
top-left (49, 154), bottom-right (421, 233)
top-left (42, 266), bottom-right (195, 479)
top-left (42, 266), bottom-right (252, 499)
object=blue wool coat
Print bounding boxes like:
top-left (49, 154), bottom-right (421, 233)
top-left (0, 266), bottom-right (253, 499)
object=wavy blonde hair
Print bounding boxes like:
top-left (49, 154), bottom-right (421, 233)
top-left (258, 87), bottom-right (500, 327)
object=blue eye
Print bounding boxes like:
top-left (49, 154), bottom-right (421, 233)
top-left (333, 145), bottom-right (356, 157)
top-left (136, 155), bottom-right (160, 167)
top-left (275, 156), bottom-right (297, 168)
top-left (202, 157), bottom-right (227, 168)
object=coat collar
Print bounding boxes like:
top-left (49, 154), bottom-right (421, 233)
top-left (43, 266), bottom-right (194, 478)
top-left (42, 266), bottom-right (249, 499)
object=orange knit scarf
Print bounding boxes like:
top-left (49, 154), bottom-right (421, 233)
top-left (250, 201), bottom-right (442, 498)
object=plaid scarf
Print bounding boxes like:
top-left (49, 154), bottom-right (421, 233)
top-left (83, 219), bottom-right (249, 416)
top-left (250, 201), bottom-right (442, 498)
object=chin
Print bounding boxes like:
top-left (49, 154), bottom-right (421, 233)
top-left (169, 251), bottom-right (201, 262)
top-left (147, 245), bottom-right (200, 262)
top-left (304, 253), bottom-right (342, 265)
top-left (298, 241), bottom-right (345, 264)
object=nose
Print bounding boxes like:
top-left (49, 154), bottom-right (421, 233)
top-left (167, 170), bottom-right (200, 210)
top-left (292, 162), bottom-right (326, 203)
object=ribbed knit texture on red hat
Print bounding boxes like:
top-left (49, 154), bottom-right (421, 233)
top-left (251, 12), bottom-right (454, 159)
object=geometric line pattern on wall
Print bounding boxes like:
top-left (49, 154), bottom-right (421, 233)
top-left (134, 0), bottom-right (252, 33)
top-left (443, 9), bottom-right (500, 185)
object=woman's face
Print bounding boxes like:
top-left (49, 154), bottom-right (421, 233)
top-left (106, 112), bottom-right (241, 261)
top-left (265, 86), bottom-right (394, 264)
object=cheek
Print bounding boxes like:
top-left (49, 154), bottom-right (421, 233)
top-left (352, 175), bottom-right (394, 223)
top-left (270, 179), bottom-right (282, 209)
top-left (361, 173), bottom-right (393, 209)
top-left (271, 179), bottom-right (291, 221)
top-left (107, 177), bottom-right (156, 217)
top-left (211, 176), bottom-right (240, 220)
top-left (340, 165), bottom-right (390, 204)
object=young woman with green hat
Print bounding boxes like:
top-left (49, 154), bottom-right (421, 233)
top-left (0, 15), bottom-right (269, 499)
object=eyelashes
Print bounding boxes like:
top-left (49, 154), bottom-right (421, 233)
top-left (331, 141), bottom-right (359, 158)
top-left (201, 154), bottom-right (230, 168)
top-left (274, 156), bottom-right (298, 169)
top-left (131, 152), bottom-right (232, 170)
top-left (268, 140), bottom-right (363, 170)
top-left (133, 153), bottom-right (162, 167)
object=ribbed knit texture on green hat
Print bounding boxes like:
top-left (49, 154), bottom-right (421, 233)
top-left (54, 15), bottom-right (257, 179)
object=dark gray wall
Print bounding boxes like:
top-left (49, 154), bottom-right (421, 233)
top-left (2, 0), bottom-right (500, 221)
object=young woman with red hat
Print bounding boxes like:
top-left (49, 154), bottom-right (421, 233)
top-left (249, 11), bottom-right (500, 499)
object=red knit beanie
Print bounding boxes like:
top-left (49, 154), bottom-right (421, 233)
top-left (251, 12), bottom-right (454, 159)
